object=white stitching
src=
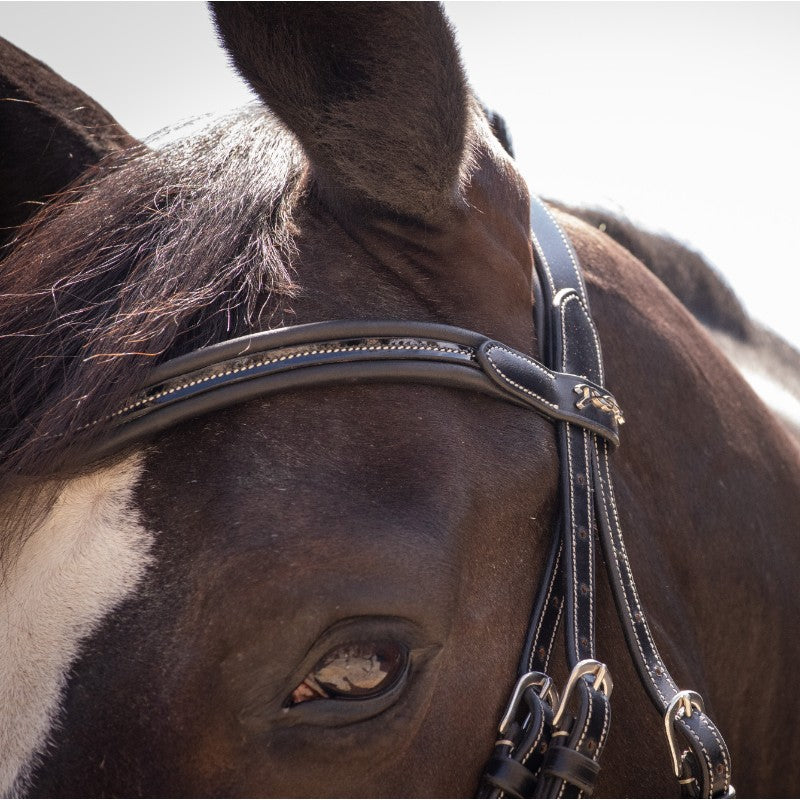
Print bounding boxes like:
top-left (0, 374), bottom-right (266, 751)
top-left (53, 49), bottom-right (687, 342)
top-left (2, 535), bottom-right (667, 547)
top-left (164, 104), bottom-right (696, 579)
top-left (544, 596), bottom-right (564, 673)
top-left (521, 698), bottom-right (547, 766)
top-left (601, 440), bottom-right (677, 695)
top-left (593, 437), bottom-right (677, 702)
top-left (560, 688), bottom-right (596, 800)
top-left (531, 227), bottom-right (557, 298)
top-left (484, 350), bottom-right (559, 411)
top-left (561, 292), bottom-right (587, 661)
top-left (557, 770), bottom-right (568, 799)
top-left (583, 430), bottom-right (594, 654)
top-left (565, 423), bottom-right (580, 657)
top-left (533, 196), bottom-right (590, 310)
top-left (580, 689), bottom-right (611, 799)
top-left (73, 342), bottom-right (468, 434)
top-left (575, 688), bottom-right (594, 752)
top-left (594, 438), bottom-right (668, 699)
top-left (529, 543), bottom-right (563, 672)
top-left (486, 345), bottom-right (556, 382)
top-left (679, 711), bottom-right (714, 799)
top-left (596, 692), bottom-right (610, 760)
top-left (698, 712), bottom-right (731, 792)
top-left (559, 293), bottom-right (605, 386)
top-left (559, 295), bottom-right (575, 373)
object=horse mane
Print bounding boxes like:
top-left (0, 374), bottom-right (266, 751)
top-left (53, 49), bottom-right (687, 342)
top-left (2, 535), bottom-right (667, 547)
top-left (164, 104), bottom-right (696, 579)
top-left (0, 107), bottom-right (304, 485)
top-left (551, 201), bottom-right (752, 340)
top-left (477, 109), bottom-right (750, 341)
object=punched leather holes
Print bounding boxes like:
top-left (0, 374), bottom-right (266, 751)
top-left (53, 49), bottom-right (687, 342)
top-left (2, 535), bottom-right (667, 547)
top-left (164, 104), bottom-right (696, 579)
top-left (288, 642), bottom-right (409, 705)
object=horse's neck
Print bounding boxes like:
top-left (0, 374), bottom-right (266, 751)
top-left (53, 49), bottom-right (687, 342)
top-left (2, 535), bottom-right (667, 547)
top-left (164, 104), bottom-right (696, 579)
top-left (556, 205), bottom-right (800, 443)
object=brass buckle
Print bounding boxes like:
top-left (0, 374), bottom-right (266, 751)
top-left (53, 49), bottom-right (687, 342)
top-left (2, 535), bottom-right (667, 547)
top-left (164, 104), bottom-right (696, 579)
top-left (498, 671), bottom-right (560, 736)
top-left (552, 659), bottom-right (613, 729)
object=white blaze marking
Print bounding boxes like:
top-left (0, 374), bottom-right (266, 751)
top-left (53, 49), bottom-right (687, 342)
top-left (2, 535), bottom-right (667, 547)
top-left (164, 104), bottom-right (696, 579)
top-left (0, 454), bottom-right (152, 797)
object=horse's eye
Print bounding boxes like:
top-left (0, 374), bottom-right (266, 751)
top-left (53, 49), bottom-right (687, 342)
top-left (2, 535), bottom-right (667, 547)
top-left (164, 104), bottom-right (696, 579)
top-left (289, 641), bottom-right (408, 705)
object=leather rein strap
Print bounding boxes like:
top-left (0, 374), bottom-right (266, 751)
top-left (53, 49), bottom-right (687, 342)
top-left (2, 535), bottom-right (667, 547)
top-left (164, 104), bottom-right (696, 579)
top-left (72, 196), bottom-right (732, 798)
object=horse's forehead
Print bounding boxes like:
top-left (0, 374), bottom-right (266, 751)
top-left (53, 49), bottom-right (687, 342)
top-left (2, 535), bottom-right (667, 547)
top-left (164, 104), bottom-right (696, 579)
top-left (138, 382), bottom-right (557, 549)
top-left (281, 126), bottom-right (534, 350)
top-left (132, 382), bottom-right (557, 633)
top-left (112, 383), bottom-right (558, 793)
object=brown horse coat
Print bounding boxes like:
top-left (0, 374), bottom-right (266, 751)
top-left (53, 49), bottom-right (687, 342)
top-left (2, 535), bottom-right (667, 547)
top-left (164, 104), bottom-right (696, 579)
top-left (1, 5), bottom-right (798, 797)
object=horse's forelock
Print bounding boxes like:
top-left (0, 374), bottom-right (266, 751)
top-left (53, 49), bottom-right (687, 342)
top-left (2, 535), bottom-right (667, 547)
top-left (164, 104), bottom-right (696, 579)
top-left (0, 108), bottom-right (303, 486)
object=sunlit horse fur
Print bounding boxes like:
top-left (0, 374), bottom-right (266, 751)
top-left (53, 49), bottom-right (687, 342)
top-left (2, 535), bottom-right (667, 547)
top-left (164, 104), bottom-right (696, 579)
top-left (1, 4), bottom-right (799, 797)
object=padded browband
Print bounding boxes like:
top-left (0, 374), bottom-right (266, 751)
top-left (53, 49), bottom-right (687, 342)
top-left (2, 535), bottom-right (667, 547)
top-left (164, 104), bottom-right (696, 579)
top-left (79, 319), bottom-right (622, 463)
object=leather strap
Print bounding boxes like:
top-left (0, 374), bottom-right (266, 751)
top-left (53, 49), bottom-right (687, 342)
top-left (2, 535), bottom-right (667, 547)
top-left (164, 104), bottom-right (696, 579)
top-left (480, 200), bottom-right (612, 798)
top-left (593, 442), bottom-right (732, 797)
top-left (69, 320), bottom-right (621, 465)
top-left (480, 197), bottom-right (733, 798)
top-left (536, 192), bottom-right (731, 797)
top-left (518, 528), bottom-right (564, 678)
top-left (529, 196), bottom-right (612, 796)
top-left (529, 197), bottom-right (731, 797)
top-left (542, 746), bottom-right (601, 796)
top-left (538, 679), bottom-right (607, 797)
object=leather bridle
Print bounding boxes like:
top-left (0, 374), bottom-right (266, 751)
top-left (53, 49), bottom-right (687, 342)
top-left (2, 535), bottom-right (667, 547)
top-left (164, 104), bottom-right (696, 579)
top-left (74, 195), bottom-right (734, 798)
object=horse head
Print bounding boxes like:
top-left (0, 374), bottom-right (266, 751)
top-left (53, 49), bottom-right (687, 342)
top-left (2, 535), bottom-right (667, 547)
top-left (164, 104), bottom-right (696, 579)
top-left (0, 5), bottom-right (561, 795)
top-left (2, 4), bottom-right (800, 798)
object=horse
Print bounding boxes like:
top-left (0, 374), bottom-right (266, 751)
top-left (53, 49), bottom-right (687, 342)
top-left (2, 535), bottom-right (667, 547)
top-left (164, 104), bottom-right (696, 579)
top-left (1, 4), bottom-right (799, 797)
top-left (553, 204), bottom-right (800, 443)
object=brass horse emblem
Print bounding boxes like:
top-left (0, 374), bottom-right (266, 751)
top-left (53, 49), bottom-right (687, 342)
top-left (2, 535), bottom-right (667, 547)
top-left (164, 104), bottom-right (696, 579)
top-left (574, 383), bottom-right (625, 425)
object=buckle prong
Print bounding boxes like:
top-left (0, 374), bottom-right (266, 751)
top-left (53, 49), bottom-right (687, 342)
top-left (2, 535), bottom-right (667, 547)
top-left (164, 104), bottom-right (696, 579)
top-left (663, 690), bottom-right (705, 778)
top-left (498, 671), bottom-right (559, 736)
top-left (552, 659), bottom-right (613, 728)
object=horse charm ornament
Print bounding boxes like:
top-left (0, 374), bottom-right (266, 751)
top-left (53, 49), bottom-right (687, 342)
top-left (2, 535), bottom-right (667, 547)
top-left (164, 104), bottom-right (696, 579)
top-left (1, 3), bottom-right (799, 797)
top-left (574, 384), bottom-right (626, 426)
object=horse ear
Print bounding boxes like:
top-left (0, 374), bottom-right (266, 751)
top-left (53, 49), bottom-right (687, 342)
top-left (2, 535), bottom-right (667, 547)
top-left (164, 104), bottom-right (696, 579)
top-left (482, 106), bottom-right (515, 159)
top-left (210, 1), bottom-right (469, 219)
top-left (0, 37), bottom-right (135, 252)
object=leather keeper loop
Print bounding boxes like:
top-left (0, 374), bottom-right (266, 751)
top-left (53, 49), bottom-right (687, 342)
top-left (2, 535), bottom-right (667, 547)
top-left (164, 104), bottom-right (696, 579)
top-left (678, 752), bottom-right (703, 799)
top-left (541, 745), bottom-right (600, 795)
top-left (482, 755), bottom-right (540, 799)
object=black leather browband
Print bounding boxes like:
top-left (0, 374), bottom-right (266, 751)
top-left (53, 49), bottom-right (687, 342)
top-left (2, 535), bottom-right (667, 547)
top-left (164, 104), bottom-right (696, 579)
top-left (78, 319), bottom-right (623, 463)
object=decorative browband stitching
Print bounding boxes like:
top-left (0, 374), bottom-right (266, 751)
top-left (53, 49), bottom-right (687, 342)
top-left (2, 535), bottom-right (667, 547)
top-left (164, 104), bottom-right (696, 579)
top-left (106, 338), bottom-right (475, 426)
top-left (71, 328), bottom-right (623, 464)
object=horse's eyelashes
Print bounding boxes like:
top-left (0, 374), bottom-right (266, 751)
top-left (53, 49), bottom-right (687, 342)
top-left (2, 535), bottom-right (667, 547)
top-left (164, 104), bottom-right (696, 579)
top-left (288, 642), bottom-right (409, 706)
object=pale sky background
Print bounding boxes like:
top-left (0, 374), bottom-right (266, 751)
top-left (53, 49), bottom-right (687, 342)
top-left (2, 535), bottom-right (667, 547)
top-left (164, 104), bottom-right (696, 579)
top-left (2, 1), bottom-right (799, 350)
